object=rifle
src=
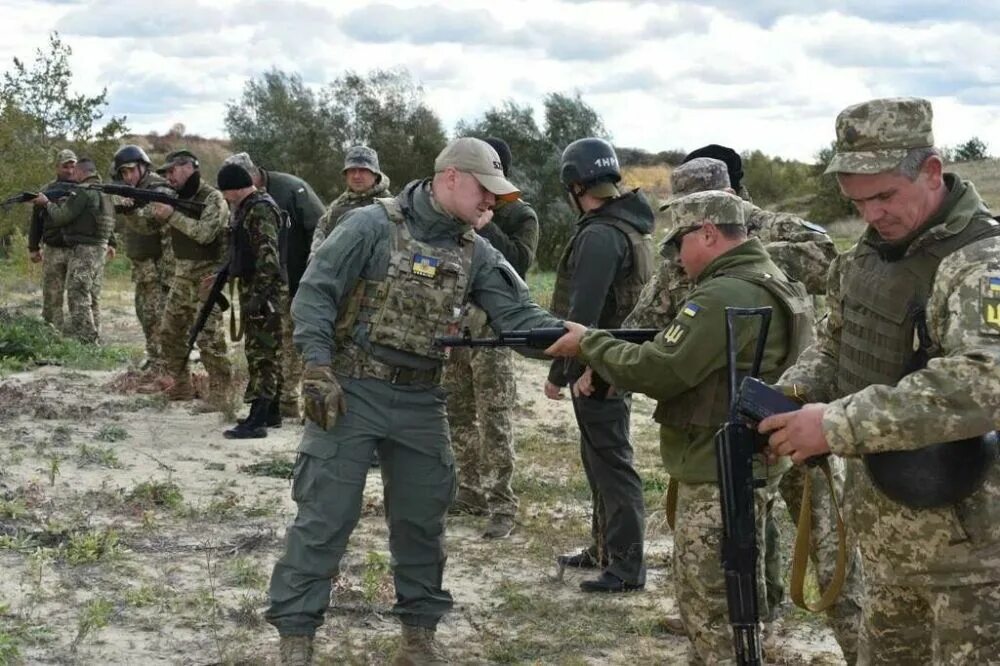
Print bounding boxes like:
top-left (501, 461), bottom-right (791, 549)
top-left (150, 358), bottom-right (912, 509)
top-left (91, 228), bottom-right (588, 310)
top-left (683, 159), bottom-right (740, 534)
top-left (79, 182), bottom-right (206, 218)
top-left (435, 326), bottom-right (660, 349)
top-left (188, 266), bottom-right (230, 359)
top-left (1, 184), bottom-right (75, 212)
top-left (714, 306), bottom-right (771, 666)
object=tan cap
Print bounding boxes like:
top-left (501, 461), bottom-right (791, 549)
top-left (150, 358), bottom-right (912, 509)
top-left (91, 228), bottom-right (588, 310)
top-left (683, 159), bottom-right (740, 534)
top-left (57, 149), bottom-right (77, 165)
top-left (826, 97), bottom-right (934, 175)
top-left (661, 190), bottom-right (745, 246)
top-left (434, 137), bottom-right (519, 197)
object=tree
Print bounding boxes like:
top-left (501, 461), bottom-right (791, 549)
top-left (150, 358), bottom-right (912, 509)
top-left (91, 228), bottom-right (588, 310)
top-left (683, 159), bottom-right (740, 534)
top-left (807, 143), bottom-right (856, 224)
top-left (953, 136), bottom-right (989, 162)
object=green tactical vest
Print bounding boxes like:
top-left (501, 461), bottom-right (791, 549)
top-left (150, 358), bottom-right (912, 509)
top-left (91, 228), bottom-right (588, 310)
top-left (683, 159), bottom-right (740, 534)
top-left (123, 172), bottom-right (170, 261)
top-left (61, 176), bottom-right (115, 245)
top-left (334, 197), bottom-right (475, 361)
top-left (169, 183), bottom-right (222, 261)
top-left (654, 269), bottom-right (815, 429)
top-left (836, 216), bottom-right (1000, 395)
top-left (550, 217), bottom-right (654, 327)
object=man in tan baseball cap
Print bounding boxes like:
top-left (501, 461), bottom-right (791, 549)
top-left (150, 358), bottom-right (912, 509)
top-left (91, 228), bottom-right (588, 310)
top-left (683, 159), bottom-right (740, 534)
top-left (433, 137), bottom-right (519, 220)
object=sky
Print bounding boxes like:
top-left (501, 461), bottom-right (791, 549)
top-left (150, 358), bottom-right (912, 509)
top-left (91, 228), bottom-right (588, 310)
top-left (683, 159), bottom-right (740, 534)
top-left (2, 0), bottom-right (1000, 162)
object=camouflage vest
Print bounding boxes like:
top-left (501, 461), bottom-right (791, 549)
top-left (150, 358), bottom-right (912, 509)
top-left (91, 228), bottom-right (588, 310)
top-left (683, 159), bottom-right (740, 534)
top-left (169, 183), bottom-right (221, 261)
top-left (123, 172), bottom-right (169, 261)
top-left (654, 270), bottom-right (814, 428)
top-left (836, 217), bottom-right (1000, 395)
top-left (551, 217), bottom-right (654, 327)
top-left (334, 197), bottom-right (475, 361)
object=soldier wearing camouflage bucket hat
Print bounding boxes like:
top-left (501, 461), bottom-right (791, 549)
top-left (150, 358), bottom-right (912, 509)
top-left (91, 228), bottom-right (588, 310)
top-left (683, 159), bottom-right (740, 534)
top-left (547, 189), bottom-right (814, 663)
top-left (760, 97), bottom-right (1000, 665)
top-left (308, 145), bottom-right (392, 259)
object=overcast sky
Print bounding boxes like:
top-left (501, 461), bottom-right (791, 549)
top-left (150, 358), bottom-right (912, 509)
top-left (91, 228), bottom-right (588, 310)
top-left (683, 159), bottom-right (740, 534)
top-left (4, 0), bottom-right (1000, 162)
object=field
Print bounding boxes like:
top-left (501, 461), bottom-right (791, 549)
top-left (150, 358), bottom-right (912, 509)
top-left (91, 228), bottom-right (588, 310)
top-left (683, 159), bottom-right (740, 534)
top-left (0, 257), bottom-right (849, 665)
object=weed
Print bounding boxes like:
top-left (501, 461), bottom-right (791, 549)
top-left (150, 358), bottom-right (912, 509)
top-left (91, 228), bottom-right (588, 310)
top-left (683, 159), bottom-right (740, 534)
top-left (240, 455), bottom-right (295, 479)
top-left (94, 424), bottom-right (128, 443)
top-left (71, 597), bottom-right (115, 652)
top-left (361, 551), bottom-right (392, 604)
top-left (126, 479), bottom-right (183, 511)
top-left (0, 497), bottom-right (28, 520)
top-left (0, 309), bottom-right (139, 375)
top-left (76, 443), bottom-right (122, 469)
top-left (225, 556), bottom-right (265, 588)
top-left (46, 455), bottom-right (60, 486)
top-left (229, 593), bottom-right (264, 628)
top-left (65, 527), bottom-right (122, 565)
top-left (123, 583), bottom-right (174, 610)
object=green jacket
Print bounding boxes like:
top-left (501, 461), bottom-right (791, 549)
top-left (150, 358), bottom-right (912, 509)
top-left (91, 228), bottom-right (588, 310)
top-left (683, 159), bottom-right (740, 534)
top-left (581, 238), bottom-right (806, 483)
top-left (44, 174), bottom-right (114, 246)
top-left (477, 198), bottom-right (539, 278)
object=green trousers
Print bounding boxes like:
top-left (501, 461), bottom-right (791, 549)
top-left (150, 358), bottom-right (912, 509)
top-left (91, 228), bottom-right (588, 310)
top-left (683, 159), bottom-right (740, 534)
top-left (265, 376), bottom-right (457, 636)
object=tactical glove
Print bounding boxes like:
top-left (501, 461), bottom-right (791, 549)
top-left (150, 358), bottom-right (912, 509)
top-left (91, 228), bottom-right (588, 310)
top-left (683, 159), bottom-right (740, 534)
top-left (302, 363), bottom-right (347, 430)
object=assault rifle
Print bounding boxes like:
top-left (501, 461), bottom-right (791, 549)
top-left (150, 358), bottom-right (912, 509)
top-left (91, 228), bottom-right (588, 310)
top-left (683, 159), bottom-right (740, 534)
top-left (187, 266), bottom-right (230, 359)
top-left (81, 182), bottom-right (206, 218)
top-left (435, 326), bottom-right (660, 349)
top-left (1, 184), bottom-right (75, 211)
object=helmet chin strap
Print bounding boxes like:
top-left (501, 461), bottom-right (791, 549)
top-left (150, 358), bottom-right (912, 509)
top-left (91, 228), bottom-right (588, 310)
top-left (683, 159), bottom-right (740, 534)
top-left (566, 184), bottom-right (585, 215)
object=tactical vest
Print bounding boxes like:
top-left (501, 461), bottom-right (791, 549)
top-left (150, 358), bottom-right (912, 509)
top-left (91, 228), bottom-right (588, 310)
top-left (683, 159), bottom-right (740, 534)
top-left (124, 172), bottom-right (171, 261)
top-left (228, 192), bottom-right (283, 282)
top-left (61, 177), bottom-right (114, 245)
top-left (551, 217), bottom-right (654, 327)
top-left (334, 197), bottom-right (475, 361)
top-left (169, 183), bottom-right (222, 261)
top-left (654, 270), bottom-right (814, 429)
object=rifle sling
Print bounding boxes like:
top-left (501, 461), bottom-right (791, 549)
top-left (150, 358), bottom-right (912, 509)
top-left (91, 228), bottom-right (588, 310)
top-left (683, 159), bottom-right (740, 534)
top-left (789, 457), bottom-right (848, 613)
top-left (229, 280), bottom-right (244, 342)
top-left (665, 477), bottom-right (678, 531)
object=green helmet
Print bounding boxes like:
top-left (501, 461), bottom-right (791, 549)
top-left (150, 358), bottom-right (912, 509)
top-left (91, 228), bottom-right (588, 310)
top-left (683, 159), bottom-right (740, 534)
top-left (559, 138), bottom-right (621, 189)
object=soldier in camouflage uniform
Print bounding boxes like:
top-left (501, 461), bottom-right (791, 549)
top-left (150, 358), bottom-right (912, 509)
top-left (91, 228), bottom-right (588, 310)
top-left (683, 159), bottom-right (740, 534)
top-left (31, 157), bottom-right (115, 343)
top-left (308, 146), bottom-right (391, 258)
top-left (216, 164), bottom-right (284, 439)
top-left (547, 190), bottom-right (815, 663)
top-left (265, 138), bottom-right (563, 665)
top-left (114, 145), bottom-right (176, 371)
top-left (223, 152), bottom-right (325, 419)
top-left (136, 150), bottom-right (232, 407)
top-left (761, 97), bottom-right (1000, 665)
top-left (444, 137), bottom-right (539, 539)
top-left (26, 149), bottom-right (78, 331)
top-left (627, 157), bottom-right (861, 661)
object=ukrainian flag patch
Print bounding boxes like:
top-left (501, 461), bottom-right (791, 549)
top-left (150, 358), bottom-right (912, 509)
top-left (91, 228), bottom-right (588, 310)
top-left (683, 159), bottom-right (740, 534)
top-left (989, 277), bottom-right (1000, 292)
top-left (412, 254), bottom-right (439, 278)
top-left (681, 302), bottom-right (701, 318)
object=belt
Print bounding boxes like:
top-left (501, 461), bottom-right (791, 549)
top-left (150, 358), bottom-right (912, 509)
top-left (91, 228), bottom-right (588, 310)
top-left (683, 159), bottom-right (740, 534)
top-left (333, 346), bottom-right (442, 386)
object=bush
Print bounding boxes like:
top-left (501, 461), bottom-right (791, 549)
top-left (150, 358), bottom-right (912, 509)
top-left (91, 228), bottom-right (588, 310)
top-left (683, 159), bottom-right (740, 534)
top-left (0, 308), bottom-right (135, 373)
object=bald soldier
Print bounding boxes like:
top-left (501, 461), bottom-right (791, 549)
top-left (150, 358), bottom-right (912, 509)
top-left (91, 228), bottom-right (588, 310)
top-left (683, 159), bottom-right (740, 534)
top-left (547, 190), bottom-right (814, 663)
top-left (761, 97), bottom-right (1000, 665)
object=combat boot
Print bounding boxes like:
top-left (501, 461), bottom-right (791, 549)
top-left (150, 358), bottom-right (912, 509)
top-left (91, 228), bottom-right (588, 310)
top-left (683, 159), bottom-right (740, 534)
top-left (237, 398), bottom-right (281, 427)
top-left (391, 624), bottom-right (447, 666)
top-left (224, 398), bottom-right (270, 439)
top-left (278, 634), bottom-right (314, 665)
top-left (482, 514), bottom-right (515, 539)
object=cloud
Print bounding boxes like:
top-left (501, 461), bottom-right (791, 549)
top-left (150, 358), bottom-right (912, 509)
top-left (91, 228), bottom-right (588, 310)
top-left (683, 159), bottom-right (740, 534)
top-left (584, 69), bottom-right (663, 95)
top-left (55, 0), bottom-right (227, 37)
top-left (339, 3), bottom-right (494, 44)
top-left (675, 0), bottom-right (1000, 27)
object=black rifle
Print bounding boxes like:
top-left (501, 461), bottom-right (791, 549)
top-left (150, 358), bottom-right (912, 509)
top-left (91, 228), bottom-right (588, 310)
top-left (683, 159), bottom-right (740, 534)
top-left (1, 184), bottom-right (75, 211)
top-left (435, 326), bottom-right (660, 349)
top-left (79, 182), bottom-right (206, 218)
top-left (188, 266), bottom-right (230, 359)
top-left (715, 307), bottom-right (772, 666)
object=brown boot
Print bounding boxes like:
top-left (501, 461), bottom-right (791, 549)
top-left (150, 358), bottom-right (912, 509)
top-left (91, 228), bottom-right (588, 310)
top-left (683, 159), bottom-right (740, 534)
top-left (278, 634), bottom-right (314, 665)
top-left (391, 625), bottom-right (447, 666)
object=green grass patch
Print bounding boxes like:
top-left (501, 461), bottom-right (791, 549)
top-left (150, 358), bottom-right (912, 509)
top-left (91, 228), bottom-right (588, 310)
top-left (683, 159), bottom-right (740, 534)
top-left (126, 479), bottom-right (184, 511)
top-left (240, 455), bottom-right (295, 479)
top-left (0, 309), bottom-right (139, 374)
top-left (65, 527), bottom-right (122, 565)
top-left (526, 269), bottom-right (556, 310)
top-left (94, 424), bottom-right (129, 442)
top-left (76, 443), bottom-right (122, 469)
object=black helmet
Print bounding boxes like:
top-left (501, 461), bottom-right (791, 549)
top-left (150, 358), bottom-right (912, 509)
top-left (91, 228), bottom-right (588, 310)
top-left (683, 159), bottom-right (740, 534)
top-left (113, 144), bottom-right (152, 173)
top-left (560, 138), bottom-right (621, 189)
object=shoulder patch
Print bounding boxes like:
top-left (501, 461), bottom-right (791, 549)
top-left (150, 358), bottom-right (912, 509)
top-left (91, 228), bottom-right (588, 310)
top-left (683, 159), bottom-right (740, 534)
top-left (982, 275), bottom-right (1000, 335)
top-left (662, 321), bottom-right (689, 347)
top-left (681, 302), bottom-right (701, 318)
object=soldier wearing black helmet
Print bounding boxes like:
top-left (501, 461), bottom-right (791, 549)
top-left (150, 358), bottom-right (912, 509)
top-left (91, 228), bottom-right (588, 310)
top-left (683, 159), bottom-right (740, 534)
top-left (112, 144), bottom-right (176, 372)
top-left (547, 137), bottom-right (653, 593)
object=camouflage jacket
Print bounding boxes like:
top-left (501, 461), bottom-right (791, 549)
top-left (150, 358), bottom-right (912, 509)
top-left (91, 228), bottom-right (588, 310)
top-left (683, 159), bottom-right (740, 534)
top-left (229, 191), bottom-right (283, 310)
top-left (309, 177), bottom-right (392, 258)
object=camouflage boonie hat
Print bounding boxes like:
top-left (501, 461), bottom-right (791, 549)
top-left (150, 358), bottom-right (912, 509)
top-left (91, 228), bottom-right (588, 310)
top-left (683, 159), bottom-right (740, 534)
top-left (661, 157), bottom-right (731, 210)
top-left (661, 190), bottom-right (746, 246)
top-left (343, 145), bottom-right (381, 175)
top-left (57, 149), bottom-right (77, 165)
top-left (158, 149), bottom-right (200, 172)
top-left (223, 152), bottom-right (256, 174)
top-left (825, 97), bottom-right (934, 175)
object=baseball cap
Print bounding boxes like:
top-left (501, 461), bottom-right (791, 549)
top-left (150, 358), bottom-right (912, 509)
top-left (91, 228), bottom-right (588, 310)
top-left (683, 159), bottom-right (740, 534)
top-left (57, 149), bottom-right (77, 165)
top-left (158, 149), bottom-right (200, 172)
top-left (434, 138), bottom-right (519, 197)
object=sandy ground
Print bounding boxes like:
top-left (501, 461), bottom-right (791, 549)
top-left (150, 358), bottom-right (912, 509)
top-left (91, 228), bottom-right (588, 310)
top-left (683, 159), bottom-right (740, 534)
top-left (0, 281), bottom-right (846, 665)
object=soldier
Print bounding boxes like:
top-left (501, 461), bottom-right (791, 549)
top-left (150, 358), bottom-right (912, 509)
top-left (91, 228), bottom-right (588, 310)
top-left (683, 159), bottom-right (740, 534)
top-left (547, 190), bottom-right (815, 663)
top-left (307, 145), bottom-right (391, 257)
top-left (142, 150), bottom-right (232, 407)
top-left (547, 138), bottom-right (652, 594)
top-left (27, 149), bottom-right (78, 331)
top-left (444, 137), bottom-right (540, 539)
top-left (760, 97), bottom-right (1000, 665)
top-left (222, 152), bottom-right (325, 419)
top-left (215, 164), bottom-right (284, 439)
top-left (626, 157), bottom-right (860, 662)
top-left (30, 157), bottom-right (115, 343)
top-left (113, 144), bottom-right (176, 372)
top-left (265, 137), bottom-right (563, 665)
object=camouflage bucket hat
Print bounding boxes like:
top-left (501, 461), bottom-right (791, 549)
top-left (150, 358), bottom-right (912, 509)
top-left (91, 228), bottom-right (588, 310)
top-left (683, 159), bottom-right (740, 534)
top-left (660, 190), bottom-right (746, 247)
top-left (825, 97), bottom-right (934, 175)
top-left (223, 152), bottom-right (256, 173)
top-left (343, 145), bottom-right (381, 175)
top-left (57, 149), bottom-right (78, 165)
top-left (661, 157), bottom-right (731, 210)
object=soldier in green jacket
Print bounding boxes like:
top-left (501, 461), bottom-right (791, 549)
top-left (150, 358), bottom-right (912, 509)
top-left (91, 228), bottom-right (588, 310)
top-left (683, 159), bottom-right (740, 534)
top-left (761, 97), bottom-right (1000, 665)
top-left (265, 138), bottom-right (562, 665)
top-left (548, 190), bottom-right (814, 663)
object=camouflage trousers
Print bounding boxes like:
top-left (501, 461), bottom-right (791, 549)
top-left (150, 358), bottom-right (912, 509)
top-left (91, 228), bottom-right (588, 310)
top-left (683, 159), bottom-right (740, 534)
top-left (41, 245), bottom-right (72, 330)
top-left (241, 287), bottom-right (282, 402)
top-left (131, 256), bottom-right (170, 365)
top-left (443, 337), bottom-right (517, 517)
top-left (64, 244), bottom-right (106, 344)
top-left (278, 288), bottom-right (302, 410)
top-left (674, 479), bottom-right (777, 665)
top-left (159, 260), bottom-right (231, 386)
top-left (858, 581), bottom-right (1000, 665)
top-left (764, 458), bottom-right (862, 664)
